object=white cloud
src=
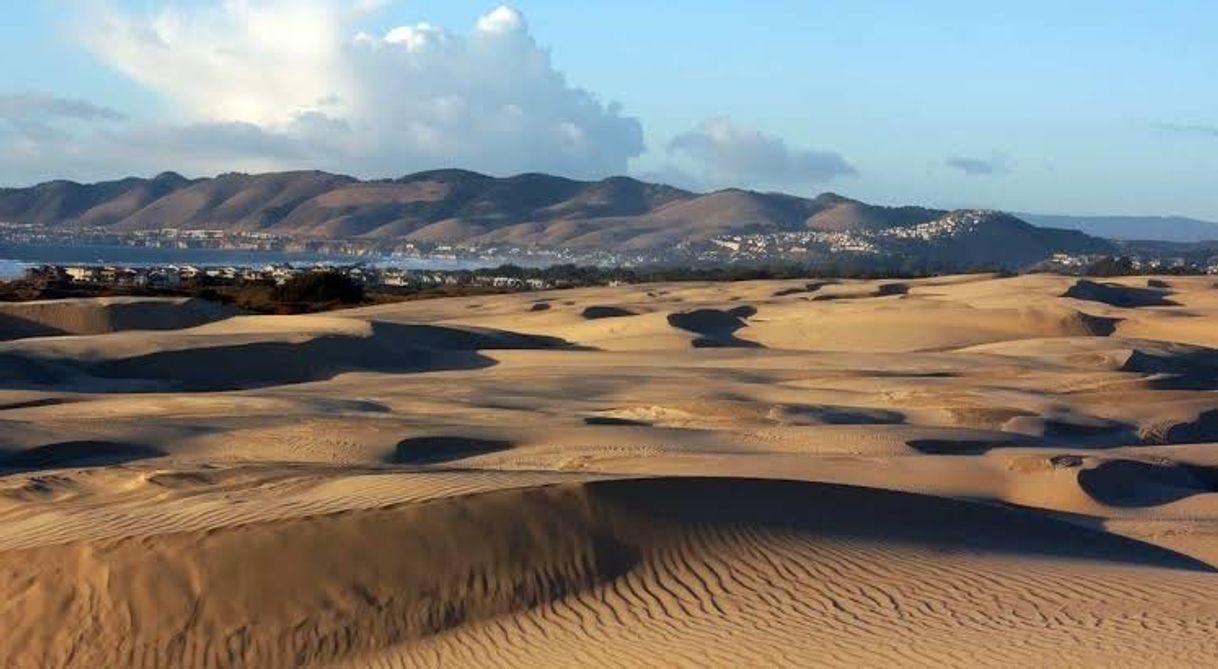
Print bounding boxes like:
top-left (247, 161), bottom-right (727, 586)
top-left (475, 6), bottom-right (527, 34)
top-left (88, 0), bottom-right (346, 126)
top-left (666, 117), bottom-right (856, 191)
top-left (1, 2), bottom-right (643, 183)
top-left (381, 23), bottom-right (449, 52)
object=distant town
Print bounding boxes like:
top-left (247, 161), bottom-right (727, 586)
top-left (0, 223), bottom-right (653, 268)
top-left (13, 249), bottom-right (1218, 300)
top-left (20, 261), bottom-right (565, 292)
top-left (5, 214), bottom-right (1218, 280)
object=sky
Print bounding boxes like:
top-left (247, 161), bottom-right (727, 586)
top-left (1, 1), bottom-right (1216, 220)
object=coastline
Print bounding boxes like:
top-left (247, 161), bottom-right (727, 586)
top-left (0, 242), bottom-right (499, 280)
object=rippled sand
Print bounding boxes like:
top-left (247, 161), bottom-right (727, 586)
top-left (4, 273), bottom-right (1218, 667)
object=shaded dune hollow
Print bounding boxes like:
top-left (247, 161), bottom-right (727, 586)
top-left (0, 440), bottom-right (164, 472)
top-left (388, 436), bottom-right (516, 464)
top-left (1062, 279), bottom-right (1178, 307)
top-left (1077, 459), bottom-right (1218, 507)
top-left (2, 477), bottom-right (1211, 669)
top-left (10, 322), bottom-right (578, 392)
top-left (667, 306), bottom-right (760, 348)
top-left (0, 298), bottom-right (235, 341)
top-left (772, 280), bottom-right (836, 297)
top-left (581, 306), bottom-right (638, 320)
top-left (1122, 347), bottom-right (1218, 390)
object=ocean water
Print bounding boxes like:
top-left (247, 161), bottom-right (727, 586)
top-left (0, 243), bottom-right (496, 280)
top-left (0, 258), bottom-right (31, 280)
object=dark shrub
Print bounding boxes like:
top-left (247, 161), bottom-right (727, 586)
top-left (274, 272), bottom-right (365, 305)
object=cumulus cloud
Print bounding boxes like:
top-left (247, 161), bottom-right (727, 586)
top-left (1, 2), bottom-right (643, 184)
top-left (944, 153), bottom-right (1011, 177)
top-left (665, 117), bottom-right (855, 191)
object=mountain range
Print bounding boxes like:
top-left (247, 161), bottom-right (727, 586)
top-left (1018, 213), bottom-right (1218, 243)
top-left (0, 169), bottom-right (1113, 265)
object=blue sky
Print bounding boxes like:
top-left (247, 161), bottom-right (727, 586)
top-left (1, 1), bottom-right (1216, 219)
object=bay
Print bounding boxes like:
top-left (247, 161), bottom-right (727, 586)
top-left (0, 243), bottom-right (497, 280)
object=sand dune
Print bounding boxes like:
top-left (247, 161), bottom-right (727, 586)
top-left (0, 297), bottom-right (234, 341)
top-left (0, 318), bottom-right (576, 391)
top-left (4, 273), bottom-right (1218, 667)
top-left (1063, 278), bottom-right (1179, 307)
top-left (0, 439), bottom-right (164, 471)
top-left (5, 477), bottom-right (1215, 668)
top-left (1076, 458), bottom-right (1218, 507)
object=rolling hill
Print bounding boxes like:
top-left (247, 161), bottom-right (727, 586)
top-left (0, 170), bottom-right (1112, 265)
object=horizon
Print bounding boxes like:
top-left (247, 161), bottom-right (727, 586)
top-left (1, 2), bottom-right (1216, 222)
top-left (4, 166), bottom-right (1217, 226)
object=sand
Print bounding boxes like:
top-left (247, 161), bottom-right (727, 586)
top-left (0, 296), bottom-right (235, 341)
top-left (3, 273), bottom-right (1218, 667)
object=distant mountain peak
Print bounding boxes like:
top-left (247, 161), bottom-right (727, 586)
top-left (152, 171), bottom-right (190, 184)
top-left (812, 192), bottom-right (858, 205)
top-left (394, 168), bottom-right (493, 183)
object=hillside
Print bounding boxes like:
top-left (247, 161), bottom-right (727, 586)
top-left (0, 171), bottom-right (1112, 264)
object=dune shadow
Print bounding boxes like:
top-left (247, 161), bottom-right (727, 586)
top-left (590, 477), bottom-right (1215, 572)
top-left (667, 308), bottom-right (763, 349)
top-left (874, 283), bottom-right (909, 297)
top-left (584, 416), bottom-right (653, 426)
top-left (773, 287), bottom-right (806, 297)
top-left (773, 281), bottom-right (836, 298)
top-left (82, 322), bottom-right (581, 392)
top-left (8, 473), bottom-right (1211, 669)
top-left (581, 306), bottom-right (637, 320)
top-left (1141, 409), bottom-right (1218, 445)
top-left (870, 370), bottom-right (960, 379)
top-left (910, 414), bottom-right (1135, 451)
top-left (1, 440), bottom-right (164, 472)
top-left (1063, 279), bottom-right (1178, 307)
top-left (907, 436), bottom-right (1039, 455)
top-left (1003, 415), bottom-right (1137, 446)
top-left (1078, 460), bottom-right (1218, 508)
top-left (771, 404), bottom-right (905, 426)
top-left (1077, 312), bottom-right (1121, 336)
top-left (907, 439), bottom-right (1009, 455)
top-left (90, 337), bottom-right (490, 392)
top-left (1123, 347), bottom-right (1218, 390)
top-left (387, 436), bottom-right (515, 465)
top-left (0, 313), bottom-right (66, 342)
top-left (0, 396), bottom-right (80, 411)
top-left (0, 353), bottom-right (75, 389)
